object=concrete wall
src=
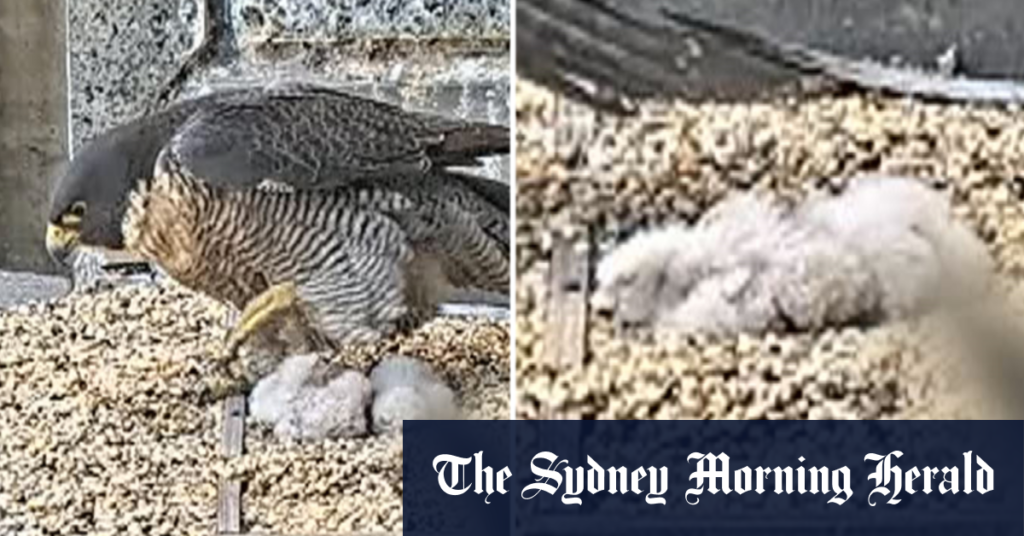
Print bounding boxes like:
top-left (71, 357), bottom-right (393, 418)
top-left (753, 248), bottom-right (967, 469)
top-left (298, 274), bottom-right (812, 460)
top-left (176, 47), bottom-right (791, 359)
top-left (0, 0), bottom-right (69, 274)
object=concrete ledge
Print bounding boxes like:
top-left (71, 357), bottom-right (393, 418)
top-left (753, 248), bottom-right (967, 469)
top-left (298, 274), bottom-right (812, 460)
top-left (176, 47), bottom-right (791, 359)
top-left (0, 271), bottom-right (70, 309)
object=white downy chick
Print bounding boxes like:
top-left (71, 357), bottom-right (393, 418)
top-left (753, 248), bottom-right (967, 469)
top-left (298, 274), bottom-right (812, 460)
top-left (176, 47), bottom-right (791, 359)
top-left (593, 176), bottom-right (991, 336)
top-left (800, 175), bottom-right (991, 316)
top-left (370, 355), bottom-right (460, 435)
top-left (249, 354), bottom-right (372, 441)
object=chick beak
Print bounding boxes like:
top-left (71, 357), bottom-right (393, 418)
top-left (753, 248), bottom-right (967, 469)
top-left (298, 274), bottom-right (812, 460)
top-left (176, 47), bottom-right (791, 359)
top-left (45, 223), bottom-right (79, 267)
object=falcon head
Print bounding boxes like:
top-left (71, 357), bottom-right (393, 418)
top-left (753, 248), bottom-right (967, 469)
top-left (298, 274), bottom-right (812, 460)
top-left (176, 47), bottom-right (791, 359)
top-left (46, 129), bottom-right (153, 268)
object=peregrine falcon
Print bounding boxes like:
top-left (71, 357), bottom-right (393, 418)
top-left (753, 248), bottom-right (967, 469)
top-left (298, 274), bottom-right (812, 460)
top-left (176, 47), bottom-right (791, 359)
top-left (46, 84), bottom-right (509, 353)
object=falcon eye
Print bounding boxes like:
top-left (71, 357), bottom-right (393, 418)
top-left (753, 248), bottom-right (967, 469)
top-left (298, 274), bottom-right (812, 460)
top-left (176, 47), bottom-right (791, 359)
top-left (64, 201), bottom-right (87, 224)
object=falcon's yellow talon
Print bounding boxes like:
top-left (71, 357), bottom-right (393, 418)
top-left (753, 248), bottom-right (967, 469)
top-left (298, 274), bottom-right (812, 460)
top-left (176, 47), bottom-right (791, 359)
top-left (225, 282), bottom-right (300, 355)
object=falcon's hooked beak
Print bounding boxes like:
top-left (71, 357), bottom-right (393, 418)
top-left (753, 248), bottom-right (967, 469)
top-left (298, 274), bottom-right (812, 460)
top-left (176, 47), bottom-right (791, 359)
top-left (46, 220), bottom-right (146, 272)
top-left (46, 222), bottom-right (80, 268)
top-left (46, 200), bottom-right (88, 268)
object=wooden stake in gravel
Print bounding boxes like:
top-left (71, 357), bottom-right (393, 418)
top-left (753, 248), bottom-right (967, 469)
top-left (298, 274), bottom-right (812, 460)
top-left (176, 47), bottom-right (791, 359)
top-left (543, 232), bottom-right (591, 417)
top-left (218, 395), bottom-right (245, 534)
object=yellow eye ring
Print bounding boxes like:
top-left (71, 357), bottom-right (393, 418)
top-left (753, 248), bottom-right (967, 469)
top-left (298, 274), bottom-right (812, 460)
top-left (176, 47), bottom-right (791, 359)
top-left (68, 201), bottom-right (86, 217)
top-left (62, 201), bottom-right (87, 226)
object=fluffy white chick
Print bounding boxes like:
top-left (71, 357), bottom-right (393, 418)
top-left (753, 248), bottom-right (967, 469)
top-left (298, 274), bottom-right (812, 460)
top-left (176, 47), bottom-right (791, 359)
top-left (591, 221), bottom-right (693, 327)
top-left (249, 354), bottom-right (372, 441)
top-left (799, 175), bottom-right (991, 315)
top-left (248, 353), bottom-right (319, 425)
top-left (594, 176), bottom-right (990, 336)
top-left (370, 355), bottom-right (460, 435)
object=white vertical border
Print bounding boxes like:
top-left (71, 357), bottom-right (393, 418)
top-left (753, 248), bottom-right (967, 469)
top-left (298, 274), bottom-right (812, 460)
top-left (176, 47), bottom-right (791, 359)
top-left (508, 0), bottom-right (518, 423)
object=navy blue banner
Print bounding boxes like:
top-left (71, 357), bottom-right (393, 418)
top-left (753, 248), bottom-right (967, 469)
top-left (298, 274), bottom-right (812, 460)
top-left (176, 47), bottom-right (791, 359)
top-left (405, 421), bottom-right (1023, 535)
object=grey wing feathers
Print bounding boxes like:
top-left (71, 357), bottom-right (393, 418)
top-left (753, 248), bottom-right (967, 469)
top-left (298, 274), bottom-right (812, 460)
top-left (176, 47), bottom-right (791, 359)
top-left (373, 171), bottom-right (510, 293)
top-left (449, 173), bottom-right (510, 215)
top-left (295, 179), bottom-right (509, 342)
top-left (162, 85), bottom-right (508, 191)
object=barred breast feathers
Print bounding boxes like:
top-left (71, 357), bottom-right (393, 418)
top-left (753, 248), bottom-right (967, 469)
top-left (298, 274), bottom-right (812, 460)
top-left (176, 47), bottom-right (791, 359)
top-left (122, 166), bottom-right (205, 278)
top-left (125, 152), bottom-right (507, 342)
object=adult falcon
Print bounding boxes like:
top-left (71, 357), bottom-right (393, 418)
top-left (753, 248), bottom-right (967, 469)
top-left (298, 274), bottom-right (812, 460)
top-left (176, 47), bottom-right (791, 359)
top-left (46, 84), bottom-right (510, 353)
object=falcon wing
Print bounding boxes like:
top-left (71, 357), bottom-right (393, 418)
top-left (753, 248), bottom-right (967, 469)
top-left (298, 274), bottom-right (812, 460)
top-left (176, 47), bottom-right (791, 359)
top-left (367, 171), bottom-right (511, 296)
top-left (447, 173), bottom-right (510, 216)
top-left (160, 85), bottom-right (509, 191)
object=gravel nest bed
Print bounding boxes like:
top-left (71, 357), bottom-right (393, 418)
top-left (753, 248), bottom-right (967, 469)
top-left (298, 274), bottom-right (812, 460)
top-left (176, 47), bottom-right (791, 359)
top-left (0, 282), bottom-right (509, 535)
top-left (515, 78), bottom-right (1024, 420)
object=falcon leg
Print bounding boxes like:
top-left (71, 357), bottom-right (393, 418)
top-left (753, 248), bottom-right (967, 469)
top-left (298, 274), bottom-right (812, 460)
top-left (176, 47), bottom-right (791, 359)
top-left (224, 282), bottom-right (302, 357)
